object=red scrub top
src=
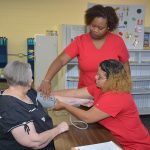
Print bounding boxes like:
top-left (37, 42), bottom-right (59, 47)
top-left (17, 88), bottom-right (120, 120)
top-left (87, 85), bottom-right (150, 150)
top-left (64, 32), bottom-right (129, 88)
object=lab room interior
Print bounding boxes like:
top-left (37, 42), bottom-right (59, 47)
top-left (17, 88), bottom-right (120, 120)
top-left (0, 0), bottom-right (150, 150)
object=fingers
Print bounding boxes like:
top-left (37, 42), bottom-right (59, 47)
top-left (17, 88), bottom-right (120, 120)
top-left (38, 82), bottom-right (51, 98)
top-left (58, 122), bottom-right (69, 133)
top-left (52, 99), bottom-right (66, 111)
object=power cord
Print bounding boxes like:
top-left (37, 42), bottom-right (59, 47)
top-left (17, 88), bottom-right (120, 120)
top-left (69, 115), bottom-right (88, 130)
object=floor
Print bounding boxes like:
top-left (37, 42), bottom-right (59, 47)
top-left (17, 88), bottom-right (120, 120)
top-left (140, 115), bottom-right (150, 133)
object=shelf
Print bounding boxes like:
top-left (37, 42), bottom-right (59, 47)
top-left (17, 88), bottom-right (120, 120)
top-left (129, 61), bottom-right (139, 64)
top-left (130, 62), bottom-right (150, 65)
top-left (129, 49), bottom-right (150, 52)
top-left (68, 57), bottom-right (78, 64)
top-left (138, 107), bottom-right (150, 115)
top-left (68, 62), bottom-right (78, 65)
top-left (132, 76), bottom-right (150, 81)
top-left (66, 76), bottom-right (79, 81)
top-left (143, 47), bottom-right (150, 50)
top-left (132, 89), bottom-right (150, 95)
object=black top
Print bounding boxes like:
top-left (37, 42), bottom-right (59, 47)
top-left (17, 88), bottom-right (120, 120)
top-left (0, 89), bottom-right (55, 150)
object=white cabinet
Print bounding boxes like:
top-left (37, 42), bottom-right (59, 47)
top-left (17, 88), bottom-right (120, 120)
top-left (34, 34), bottom-right (58, 90)
top-left (65, 58), bottom-right (79, 89)
top-left (58, 24), bottom-right (85, 89)
top-left (129, 49), bottom-right (150, 114)
top-left (65, 50), bottom-right (150, 115)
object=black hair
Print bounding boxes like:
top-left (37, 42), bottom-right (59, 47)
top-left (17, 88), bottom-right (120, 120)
top-left (85, 5), bottom-right (119, 31)
top-left (100, 59), bottom-right (124, 79)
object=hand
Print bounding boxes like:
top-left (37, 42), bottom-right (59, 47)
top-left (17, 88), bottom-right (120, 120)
top-left (57, 122), bottom-right (69, 134)
top-left (38, 80), bottom-right (51, 98)
top-left (53, 99), bottom-right (65, 110)
top-left (81, 100), bottom-right (94, 107)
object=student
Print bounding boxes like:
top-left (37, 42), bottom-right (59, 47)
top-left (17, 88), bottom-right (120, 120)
top-left (0, 61), bottom-right (69, 150)
top-left (52, 59), bottom-right (150, 150)
top-left (38, 4), bottom-right (130, 96)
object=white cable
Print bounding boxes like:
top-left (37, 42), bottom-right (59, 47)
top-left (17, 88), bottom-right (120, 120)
top-left (69, 115), bottom-right (88, 130)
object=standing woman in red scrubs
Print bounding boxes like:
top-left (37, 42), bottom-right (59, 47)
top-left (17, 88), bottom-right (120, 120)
top-left (38, 4), bottom-right (130, 96)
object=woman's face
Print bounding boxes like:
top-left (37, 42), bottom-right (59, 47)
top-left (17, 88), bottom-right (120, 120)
top-left (95, 67), bottom-right (107, 88)
top-left (89, 17), bottom-right (108, 40)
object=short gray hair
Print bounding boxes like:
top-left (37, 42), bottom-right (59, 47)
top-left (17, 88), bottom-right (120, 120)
top-left (4, 61), bottom-right (32, 87)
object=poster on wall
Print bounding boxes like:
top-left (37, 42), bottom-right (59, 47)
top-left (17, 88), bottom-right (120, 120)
top-left (88, 3), bottom-right (145, 50)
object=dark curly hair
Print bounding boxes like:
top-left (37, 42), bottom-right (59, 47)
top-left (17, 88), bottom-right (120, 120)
top-left (85, 5), bottom-right (119, 31)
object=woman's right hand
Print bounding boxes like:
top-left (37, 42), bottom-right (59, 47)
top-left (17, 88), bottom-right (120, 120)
top-left (38, 80), bottom-right (51, 97)
top-left (57, 122), bottom-right (69, 134)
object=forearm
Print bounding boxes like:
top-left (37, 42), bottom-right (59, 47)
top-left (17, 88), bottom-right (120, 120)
top-left (60, 103), bottom-right (109, 123)
top-left (32, 127), bottom-right (60, 149)
top-left (12, 123), bottom-right (63, 149)
top-left (62, 103), bottom-right (89, 122)
top-left (44, 58), bottom-right (64, 82)
top-left (32, 140), bottom-right (50, 149)
top-left (44, 52), bottom-right (71, 82)
top-left (52, 87), bottom-right (93, 99)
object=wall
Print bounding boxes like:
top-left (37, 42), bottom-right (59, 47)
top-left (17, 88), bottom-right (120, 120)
top-left (0, 0), bottom-right (150, 62)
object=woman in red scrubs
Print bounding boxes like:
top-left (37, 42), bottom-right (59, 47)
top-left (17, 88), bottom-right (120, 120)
top-left (39, 5), bottom-right (130, 96)
top-left (52, 59), bottom-right (150, 150)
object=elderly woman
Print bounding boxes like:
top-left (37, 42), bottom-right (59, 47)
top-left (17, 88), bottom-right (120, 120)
top-left (0, 61), bottom-right (69, 150)
top-left (52, 59), bottom-right (150, 150)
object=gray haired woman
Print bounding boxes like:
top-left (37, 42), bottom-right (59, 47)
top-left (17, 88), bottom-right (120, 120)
top-left (0, 61), bottom-right (69, 150)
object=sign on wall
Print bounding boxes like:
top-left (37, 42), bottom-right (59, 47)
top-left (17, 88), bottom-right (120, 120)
top-left (88, 3), bottom-right (145, 50)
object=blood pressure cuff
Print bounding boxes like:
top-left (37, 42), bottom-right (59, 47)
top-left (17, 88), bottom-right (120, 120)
top-left (36, 92), bottom-right (56, 108)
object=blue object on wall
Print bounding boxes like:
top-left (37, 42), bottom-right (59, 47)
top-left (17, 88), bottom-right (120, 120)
top-left (0, 37), bottom-right (8, 68)
top-left (27, 38), bottom-right (34, 78)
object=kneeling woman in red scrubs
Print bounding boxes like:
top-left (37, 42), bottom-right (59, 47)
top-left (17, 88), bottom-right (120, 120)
top-left (53, 59), bottom-right (150, 150)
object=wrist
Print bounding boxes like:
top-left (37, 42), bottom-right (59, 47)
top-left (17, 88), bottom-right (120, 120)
top-left (61, 102), bottom-right (67, 109)
top-left (57, 125), bottom-right (63, 134)
top-left (42, 79), bottom-right (50, 83)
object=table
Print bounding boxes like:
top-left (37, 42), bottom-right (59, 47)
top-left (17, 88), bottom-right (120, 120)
top-left (49, 110), bottom-right (119, 150)
top-left (54, 123), bottom-right (118, 150)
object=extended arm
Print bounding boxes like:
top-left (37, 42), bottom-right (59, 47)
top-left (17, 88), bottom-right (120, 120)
top-left (11, 121), bottom-right (69, 149)
top-left (53, 87), bottom-right (109, 123)
top-left (54, 101), bottom-right (109, 123)
top-left (51, 87), bottom-right (93, 99)
top-left (38, 52), bottom-right (71, 96)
